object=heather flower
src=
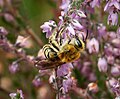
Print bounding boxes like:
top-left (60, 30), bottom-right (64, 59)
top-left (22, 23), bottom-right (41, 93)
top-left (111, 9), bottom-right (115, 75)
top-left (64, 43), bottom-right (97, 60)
top-left (62, 78), bottom-right (73, 93)
top-left (112, 38), bottom-right (120, 48)
top-left (113, 48), bottom-right (120, 56)
top-left (107, 12), bottom-right (118, 25)
top-left (60, 0), bottom-right (70, 12)
top-left (15, 36), bottom-right (31, 48)
top-left (40, 20), bottom-right (57, 38)
top-left (32, 76), bottom-right (42, 87)
top-left (107, 31), bottom-right (117, 41)
top-left (71, 19), bottom-right (83, 30)
top-left (0, 26), bottom-right (8, 35)
top-left (9, 89), bottom-right (24, 99)
top-left (76, 10), bottom-right (87, 18)
top-left (106, 55), bottom-right (114, 65)
top-left (9, 62), bottom-right (19, 74)
top-left (110, 80), bottom-right (120, 96)
top-left (4, 13), bottom-right (15, 23)
top-left (97, 24), bottom-right (107, 39)
top-left (90, 0), bottom-right (100, 8)
top-left (98, 57), bottom-right (108, 73)
top-left (57, 63), bottom-right (73, 77)
top-left (111, 66), bottom-right (120, 77)
top-left (86, 38), bottom-right (99, 54)
top-left (104, 0), bottom-right (120, 11)
top-left (104, 44), bottom-right (113, 56)
top-left (104, 0), bottom-right (120, 25)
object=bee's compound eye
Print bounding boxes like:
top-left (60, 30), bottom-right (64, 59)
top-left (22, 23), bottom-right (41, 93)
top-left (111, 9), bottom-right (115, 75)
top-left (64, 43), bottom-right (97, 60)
top-left (76, 39), bottom-right (82, 48)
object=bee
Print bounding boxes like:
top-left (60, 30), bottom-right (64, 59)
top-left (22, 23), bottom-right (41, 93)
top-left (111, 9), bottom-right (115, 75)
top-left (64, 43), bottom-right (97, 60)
top-left (34, 28), bottom-right (88, 70)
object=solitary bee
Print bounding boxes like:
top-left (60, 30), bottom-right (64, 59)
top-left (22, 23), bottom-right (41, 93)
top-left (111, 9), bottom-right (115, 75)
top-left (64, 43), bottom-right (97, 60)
top-left (34, 28), bottom-right (88, 70)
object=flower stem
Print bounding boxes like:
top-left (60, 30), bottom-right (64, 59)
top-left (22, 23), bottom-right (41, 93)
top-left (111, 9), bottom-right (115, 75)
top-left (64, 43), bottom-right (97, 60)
top-left (54, 68), bottom-right (60, 99)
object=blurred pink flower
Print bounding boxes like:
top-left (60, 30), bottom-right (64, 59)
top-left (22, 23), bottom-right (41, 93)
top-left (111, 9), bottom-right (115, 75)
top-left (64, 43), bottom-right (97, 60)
top-left (111, 66), bottom-right (120, 77)
top-left (98, 57), bottom-right (108, 73)
top-left (0, 26), bottom-right (8, 35)
top-left (9, 89), bottom-right (24, 99)
top-left (15, 36), bottom-right (32, 48)
top-left (107, 12), bottom-right (118, 25)
top-left (60, 0), bottom-right (70, 12)
top-left (106, 55), bottom-right (114, 65)
top-left (9, 62), bottom-right (19, 74)
top-left (87, 38), bottom-right (99, 54)
top-left (32, 77), bottom-right (42, 87)
top-left (90, 0), bottom-right (100, 8)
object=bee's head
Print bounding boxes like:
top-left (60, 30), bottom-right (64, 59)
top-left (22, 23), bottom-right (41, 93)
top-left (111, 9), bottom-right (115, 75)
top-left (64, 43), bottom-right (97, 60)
top-left (74, 30), bottom-right (88, 51)
top-left (74, 36), bottom-right (85, 51)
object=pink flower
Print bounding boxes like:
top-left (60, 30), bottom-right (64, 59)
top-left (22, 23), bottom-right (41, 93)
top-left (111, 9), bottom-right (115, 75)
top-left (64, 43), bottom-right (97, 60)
top-left (9, 62), bottom-right (19, 74)
top-left (60, 0), bottom-right (70, 12)
top-left (106, 55), bottom-right (114, 65)
top-left (111, 66), bottom-right (120, 77)
top-left (87, 38), bottom-right (99, 54)
top-left (107, 12), bottom-right (118, 25)
top-left (57, 63), bottom-right (73, 77)
top-left (62, 78), bottom-right (73, 93)
top-left (9, 89), bottom-right (24, 99)
top-left (32, 76), bottom-right (42, 87)
top-left (40, 20), bottom-right (56, 38)
top-left (104, 0), bottom-right (120, 11)
top-left (90, 0), bottom-right (100, 8)
top-left (98, 57), bottom-right (108, 73)
top-left (0, 26), bottom-right (8, 35)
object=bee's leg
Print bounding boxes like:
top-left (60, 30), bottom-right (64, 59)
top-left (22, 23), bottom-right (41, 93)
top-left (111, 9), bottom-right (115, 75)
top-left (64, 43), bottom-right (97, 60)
top-left (43, 44), bottom-right (59, 59)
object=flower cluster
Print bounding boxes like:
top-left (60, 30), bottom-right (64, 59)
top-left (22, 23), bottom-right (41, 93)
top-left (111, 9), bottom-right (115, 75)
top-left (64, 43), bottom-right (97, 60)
top-left (104, 0), bottom-right (120, 25)
top-left (9, 89), bottom-right (24, 99)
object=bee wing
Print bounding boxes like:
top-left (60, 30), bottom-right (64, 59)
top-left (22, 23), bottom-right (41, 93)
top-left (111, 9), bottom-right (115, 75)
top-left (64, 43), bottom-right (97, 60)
top-left (34, 58), bottom-right (65, 70)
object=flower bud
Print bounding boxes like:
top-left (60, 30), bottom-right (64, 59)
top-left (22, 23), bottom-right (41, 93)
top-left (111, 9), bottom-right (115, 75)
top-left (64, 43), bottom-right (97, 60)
top-left (98, 57), bottom-right (108, 73)
top-left (88, 82), bottom-right (99, 93)
top-left (87, 38), bottom-right (99, 54)
top-left (111, 66), bottom-right (120, 77)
